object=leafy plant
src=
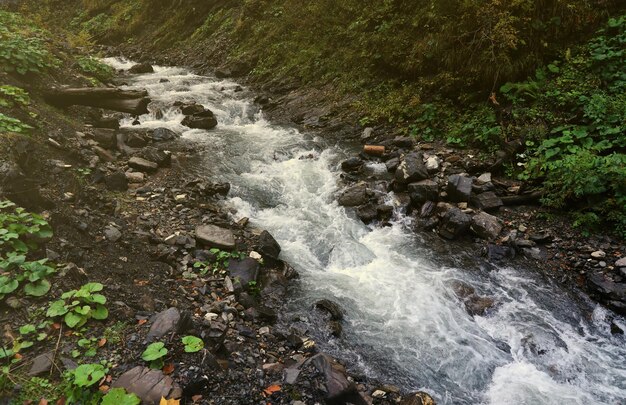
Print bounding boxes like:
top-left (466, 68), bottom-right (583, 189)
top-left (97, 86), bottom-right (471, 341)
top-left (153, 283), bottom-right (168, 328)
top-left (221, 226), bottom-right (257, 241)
top-left (0, 113), bottom-right (32, 134)
top-left (0, 85), bottom-right (30, 107)
top-left (142, 342), bottom-right (168, 368)
top-left (76, 56), bottom-right (114, 82)
top-left (181, 336), bottom-right (204, 353)
top-left (46, 283), bottom-right (109, 328)
top-left (62, 362), bottom-right (109, 404)
top-left (193, 249), bottom-right (244, 276)
top-left (102, 388), bottom-right (141, 405)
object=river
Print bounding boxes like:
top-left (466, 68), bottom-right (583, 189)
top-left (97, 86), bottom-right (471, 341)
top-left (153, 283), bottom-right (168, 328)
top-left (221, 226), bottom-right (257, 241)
top-left (103, 58), bottom-right (626, 405)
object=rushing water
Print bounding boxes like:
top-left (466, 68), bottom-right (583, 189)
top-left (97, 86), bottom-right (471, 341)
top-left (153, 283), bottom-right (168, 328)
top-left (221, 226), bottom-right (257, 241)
top-left (104, 58), bottom-right (626, 404)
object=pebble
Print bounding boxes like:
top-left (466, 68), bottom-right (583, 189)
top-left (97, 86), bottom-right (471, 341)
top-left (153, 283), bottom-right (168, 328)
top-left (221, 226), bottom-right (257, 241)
top-left (591, 250), bottom-right (606, 259)
top-left (259, 326), bottom-right (270, 335)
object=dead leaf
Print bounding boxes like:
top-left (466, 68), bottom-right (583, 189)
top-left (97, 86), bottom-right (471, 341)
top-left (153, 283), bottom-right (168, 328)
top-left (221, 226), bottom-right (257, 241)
top-left (159, 398), bottom-right (180, 405)
top-left (105, 375), bottom-right (113, 383)
top-left (263, 385), bottom-right (281, 395)
top-left (55, 397), bottom-right (66, 405)
top-left (489, 92), bottom-right (500, 105)
top-left (98, 338), bottom-right (107, 347)
top-left (191, 395), bottom-right (202, 403)
top-left (52, 323), bottom-right (62, 330)
top-left (14, 353), bottom-right (23, 360)
top-left (138, 319), bottom-right (148, 326)
top-left (98, 385), bottom-right (109, 393)
top-left (162, 363), bottom-right (175, 375)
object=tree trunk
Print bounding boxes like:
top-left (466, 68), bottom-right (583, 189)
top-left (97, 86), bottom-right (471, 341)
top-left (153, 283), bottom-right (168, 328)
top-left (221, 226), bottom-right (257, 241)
top-left (44, 87), bottom-right (150, 115)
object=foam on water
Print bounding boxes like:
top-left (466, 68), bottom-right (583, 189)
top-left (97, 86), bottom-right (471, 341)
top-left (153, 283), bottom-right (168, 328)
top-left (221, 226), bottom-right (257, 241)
top-left (104, 58), bottom-right (626, 404)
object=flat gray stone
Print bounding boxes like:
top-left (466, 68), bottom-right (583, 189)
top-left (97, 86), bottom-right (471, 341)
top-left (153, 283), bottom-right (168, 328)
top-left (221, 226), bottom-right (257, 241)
top-left (147, 307), bottom-right (180, 341)
top-left (471, 191), bottom-right (503, 211)
top-left (28, 352), bottom-right (54, 376)
top-left (112, 366), bottom-right (182, 404)
top-left (195, 224), bottom-right (236, 249)
top-left (128, 157), bottom-right (158, 173)
top-left (104, 226), bottom-right (122, 242)
top-left (615, 257), bottom-right (626, 268)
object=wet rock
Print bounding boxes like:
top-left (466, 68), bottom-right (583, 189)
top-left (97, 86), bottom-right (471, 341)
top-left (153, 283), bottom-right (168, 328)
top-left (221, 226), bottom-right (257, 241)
top-left (128, 156), bottom-right (158, 173)
top-left (147, 307), bottom-right (181, 341)
top-left (471, 212), bottom-right (502, 240)
top-left (395, 153), bottom-right (429, 184)
top-left (181, 111), bottom-right (218, 130)
top-left (487, 244), bottom-right (515, 261)
top-left (400, 392), bottom-right (436, 405)
top-left (257, 230), bottom-right (281, 259)
top-left (195, 224), bottom-right (236, 249)
top-left (139, 147), bottom-right (171, 168)
top-left (104, 226), bottom-right (122, 242)
top-left (28, 353), bottom-right (54, 376)
top-left (338, 183), bottom-right (369, 207)
top-left (438, 208), bottom-right (471, 239)
top-left (446, 174), bottom-right (472, 202)
top-left (408, 180), bottom-right (438, 205)
top-left (228, 258), bottom-right (260, 289)
top-left (151, 127), bottom-right (178, 142)
top-left (128, 63), bottom-right (154, 74)
top-left (587, 273), bottom-right (626, 315)
top-left (112, 366), bottom-right (182, 404)
top-left (465, 295), bottom-right (495, 316)
top-left (450, 280), bottom-right (475, 299)
top-left (471, 192), bottom-right (503, 211)
top-left (105, 171), bottom-right (128, 192)
top-left (522, 247), bottom-right (545, 261)
top-left (315, 299), bottom-right (343, 320)
top-left (92, 128), bottom-right (117, 149)
top-left (385, 157), bottom-right (400, 172)
top-left (125, 132), bottom-right (148, 148)
top-left (341, 157), bottom-right (363, 173)
top-left (357, 204), bottom-right (378, 224)
top-left (180, 103), bottom-right (205, 116)
top-left (311, 354), bottom-right (367, 405)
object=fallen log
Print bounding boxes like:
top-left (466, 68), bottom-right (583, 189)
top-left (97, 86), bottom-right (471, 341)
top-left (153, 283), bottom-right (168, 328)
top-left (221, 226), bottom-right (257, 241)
top-left (44, 87), bottom-right (150, 115)
top-left (501, 191), bottom-right (543, 206)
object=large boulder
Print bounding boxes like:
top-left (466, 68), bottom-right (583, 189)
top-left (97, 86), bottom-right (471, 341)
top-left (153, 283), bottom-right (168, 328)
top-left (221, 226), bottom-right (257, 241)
top-left (338, 183), bottom-right (369, 207)
top-left (151, 127), bottom-right (178, 142)
top-left (438, 207), bottom-right (471, 239)
top-left (257, 230), bottom-right (281, 259)
top-left (195, 224), bottom-right (236, 249)
top-left (128, 63), bottom-right (154, 74)
top-left (180, 103), bottom-right (205, 116)
top-left (470, 212), bottom-right (502, 240)
top-left (181, 110), bottom-right (218, 130)
top-left (446, 174), bottom-right (472, 202)
top-left (395, 153), bottom-right (429, 184)
top-left (408, 180), bottom-right (439, 205)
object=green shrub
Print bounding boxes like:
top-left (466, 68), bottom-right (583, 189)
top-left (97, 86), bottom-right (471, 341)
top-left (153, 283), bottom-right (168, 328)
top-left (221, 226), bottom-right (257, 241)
top-left (76, 56), bottom-right (114, 82)
top-left (0, 11), bottom-right (59, 75)
top-left (0, 113), bottom-right (32, 134)
top-left (0, 85), bottom-right (30, 108)
top-left (46, 283), bottom-right (109, 328)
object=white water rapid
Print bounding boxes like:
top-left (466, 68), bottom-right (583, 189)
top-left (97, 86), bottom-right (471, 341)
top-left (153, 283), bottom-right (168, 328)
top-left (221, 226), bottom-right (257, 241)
top-left (103, 58), bottom-right (626, 405)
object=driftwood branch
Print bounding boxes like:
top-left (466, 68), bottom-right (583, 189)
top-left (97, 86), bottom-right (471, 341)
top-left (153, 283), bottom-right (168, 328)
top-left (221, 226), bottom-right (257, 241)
top-left (501, 191), bottom-right (543, 206)
top-left (44, 87), bottom-right (150, 115)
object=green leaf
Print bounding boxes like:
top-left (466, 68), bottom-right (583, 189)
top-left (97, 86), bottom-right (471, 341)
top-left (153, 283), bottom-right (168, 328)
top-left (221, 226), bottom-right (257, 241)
top-left (141, 342), bottom-right (168, 361)
top-left (47, 299), bottom-right (68, 317)
top-left (101, 388), bottom-right (141, 405)
top-left (18, 324), bottom-right (36, 335)
top-left (64, 311), bottom-right (85, 328)
top-left (0, 277), bottom-right (18, 295)
top-left (24, 279), bottom-right (51, 297)
top-left (72, 364), bottom-right (106, 387)
top-left (182, 335), bottom-right (204, 353)
top-left (91, 304), bottom-right (109, 320)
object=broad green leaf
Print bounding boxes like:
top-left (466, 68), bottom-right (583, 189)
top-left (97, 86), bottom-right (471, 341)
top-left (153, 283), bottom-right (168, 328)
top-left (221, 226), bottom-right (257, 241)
top-left (101, 388), bottom-right (141, 405)
top-left (24, 279), bottom-right (51, 297)
top-left (181, 336), bottom-right (204, 353)
top-left (73, 364), bottom-right (106, 387)
top-left (47, 299), bottom-right (69, 317)
top-left (64, 311), bottom-right (85, 328)
top-left (142, 342), bottom-right (168, 361)
top-left (91, 304), bottom-right (109, 320)
top-left (18, 324), bottom-right (36, 335)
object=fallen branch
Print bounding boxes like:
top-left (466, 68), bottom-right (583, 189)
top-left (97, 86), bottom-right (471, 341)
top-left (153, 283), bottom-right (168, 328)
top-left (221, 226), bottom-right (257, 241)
top-left (44, 87), bottom-right (150, 115)
top-left (501, 191), bottom-right (543, 206)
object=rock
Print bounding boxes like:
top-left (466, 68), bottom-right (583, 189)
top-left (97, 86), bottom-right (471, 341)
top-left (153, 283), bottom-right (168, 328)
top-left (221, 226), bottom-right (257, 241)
top-left (311, 354), bottom-right (366, 404)
top-left (315, 299), bottom-right (343, 321)
top-left (128, 157), bottom-right (158, 173)
top-left (395, 153), bottom-right (429, 184)
top-left (195, 224), bottom-right (236, 249)
top-left (362, 127), bottom-right (374, 140)
top-left (28, 353), bottom-right (54, 376)
top-left (338, 183), bottom-right (369, 207)
top-left (591, 250), bottom-right (606, 259)
top-left (125, 171), bottom-right (145, 183)
top-left (487, 244), bottom-right (515, 261)
top-left (181, 112), bottom-right (218, 130)
top-left (104, 226), bottom-right (122, 242)
top-left (588, 273), bottom-right (626, 309)
top-left (425, 156), bottom-right (440, 173)
top-left (151, 127), bottom-right (178, 142)
top-left (393, 136), bottom-right (413, 148)
top-left (438, 208), bottom-right (471, 239)
top-left (139, 147), bottom-right (171, 168)
top-left (112, 366), bottom-right (182, 404)
top-left (180, 103), bottom-right (205, 116)
top-left (228, 258), bottom-right (260, 289)
top-left (357, 204), bottom-right (378, 224)
top-left (400, 392), bottom-right (436, 405)
top-left (465, 295), bottom-right (495, 316)
top-left (408, 180), bottom-right (439, 205)
top-left (92, 145), bottom-right (115, 162)
top-left (476, 173), bottom-right (492, 184)
top-left (147, 307), bottom-right (181, 341)
top-left (103, 170), bottom-right (128, 191)
top-left (128, 63), bottom-right (154, 74)
top-left (446, 174), bottom-right (472, 202)
top-left (125, 132), bottom-right (148, 148)
top-left (215, 67), bottom-right (231, 78)
top-left (341, 157), bottom-right (363, 173)
top-left (92, 128), bottom-right (117, 149)
top-left (616, 257), bottom-right (626, 268)
top-left (257, 230), bottom-right (281, 259)
top-left (471, 192), bottom-right (503, 211)
top-left (471, 212), bottom-right (502, 240)
top-left (385, 157), bottom-right (400, 172)
top-left (450, 280), bottom-right (475, 299)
